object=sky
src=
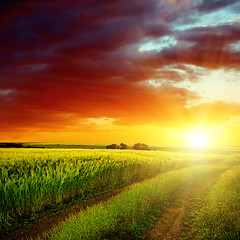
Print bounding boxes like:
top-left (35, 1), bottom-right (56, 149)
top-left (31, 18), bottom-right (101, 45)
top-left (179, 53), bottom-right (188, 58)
top-left (0, 0), bottom-right (240, 146)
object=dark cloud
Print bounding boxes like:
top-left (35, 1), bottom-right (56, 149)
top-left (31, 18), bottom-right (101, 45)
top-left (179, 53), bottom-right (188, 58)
top-left (177, 23), bottom-right (240, 48)
top-left (0, 0), bottom-right (240, 137)
top-left (195, 0), bottom-right (239, 13)
top-left (143, 23), bottom-right (170, 38)
top-left (130, 22), bottom-right (240, 72)
top-left (156, 45), bottom-right (239, 70)
top-left (168, 23), bottom-right (240, 69)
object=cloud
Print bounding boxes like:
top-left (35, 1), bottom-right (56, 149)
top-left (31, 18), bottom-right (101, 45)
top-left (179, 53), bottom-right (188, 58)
top-left (195, 0), bottom-right (239, 13)
top-left (187, 101), bottom-right (240, 125)
top-left (177, 23), bottom-right (240, 48)
top-left (0, 80), bottom-right (199, 132)
top-left (0, 0), bottom-right (240, 139)
top-left (156, 45), bottom-right (239, 70)
top-left (150, 22), bottom-right (240, 70)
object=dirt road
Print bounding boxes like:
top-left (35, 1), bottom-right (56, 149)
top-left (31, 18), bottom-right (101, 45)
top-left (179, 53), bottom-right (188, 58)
top-left (1, 187), bottom-right (127, 240)
top-left (2, 173), bottom-right (219, 240)
top-left (143, 179), bottom-right (213, 240)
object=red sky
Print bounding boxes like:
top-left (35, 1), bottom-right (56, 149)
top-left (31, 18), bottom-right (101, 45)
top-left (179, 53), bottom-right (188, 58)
top-left (1, 0), bottom-right (240, 146)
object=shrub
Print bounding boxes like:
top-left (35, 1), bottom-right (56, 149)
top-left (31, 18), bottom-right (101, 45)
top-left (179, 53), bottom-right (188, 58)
top-left (117, 143), bottom-right (128, 149)
top-left (106, 144), bottom-right (117, 149)
top-left (133, 143), bottom-right (149, 150)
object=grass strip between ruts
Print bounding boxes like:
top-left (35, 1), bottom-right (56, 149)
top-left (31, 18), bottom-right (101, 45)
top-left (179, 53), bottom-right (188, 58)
top-left (183, 165), bottom-right (240, 240)
top-left (46, 165), bottom-right (219, 240)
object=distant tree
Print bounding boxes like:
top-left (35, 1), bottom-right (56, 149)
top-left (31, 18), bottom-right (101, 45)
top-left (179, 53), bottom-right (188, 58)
top-left (133, 143), bottom-right (149, 150)
top-left (106, 144), bottom-right (117, 149)
top-left (117, 143), bottom-right (128, 149)
top-left (4, 143), bottom-right (23, 148)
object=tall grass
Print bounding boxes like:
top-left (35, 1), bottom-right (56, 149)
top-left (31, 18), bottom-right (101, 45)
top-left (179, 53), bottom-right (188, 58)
top-left (47, 166), bottom-right (218, 240)
top-left (0, 148), bottom-right (191, 231)
top-left (189, 165), bottom-right (240, 239)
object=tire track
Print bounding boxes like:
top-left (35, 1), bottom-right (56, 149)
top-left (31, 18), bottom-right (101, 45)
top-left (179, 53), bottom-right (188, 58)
top-left (1, 187), bottom-right (128, 240)
top-left (143, 175), bottom-right (218, 240)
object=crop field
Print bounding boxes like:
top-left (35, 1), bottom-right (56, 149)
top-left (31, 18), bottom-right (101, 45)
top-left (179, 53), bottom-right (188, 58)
top-left (1, 147), bottom-right (240, 239)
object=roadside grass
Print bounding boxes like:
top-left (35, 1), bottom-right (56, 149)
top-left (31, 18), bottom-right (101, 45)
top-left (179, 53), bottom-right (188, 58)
top-left (181, 177), bottom-right (218, 239)
top-left (182, 165), bottom-right (240, 240)
top-left (0, 148), bottom-right (192, 232)
top-left (46, 166), bottom-right (220, 240)
top-left (0, 148), bottom-right (239, 239)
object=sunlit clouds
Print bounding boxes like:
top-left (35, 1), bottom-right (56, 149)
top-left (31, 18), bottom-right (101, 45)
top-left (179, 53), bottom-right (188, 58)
top-left (0, 0), bottom-right (240, 145)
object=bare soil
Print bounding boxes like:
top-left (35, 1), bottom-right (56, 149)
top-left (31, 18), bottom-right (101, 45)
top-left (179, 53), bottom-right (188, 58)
top-left (1, 187), bottom-right (127, 240)
top-left (143, 180), bottom-right (209, 240)
top-left (1, 174), bottom-right (217, 240)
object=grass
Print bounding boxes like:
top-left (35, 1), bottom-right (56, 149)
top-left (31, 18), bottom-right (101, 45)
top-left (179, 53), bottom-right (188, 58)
top-left (0, 148), bottom-right (192, 232)
top-left (182, 165), bottom-right (240, 239)
top-left (46, 166), bottom-right (220, 240)
top-left (200, 166), bottom-right (240, 239)
top-left (1, 147), bottom-right (240, 239)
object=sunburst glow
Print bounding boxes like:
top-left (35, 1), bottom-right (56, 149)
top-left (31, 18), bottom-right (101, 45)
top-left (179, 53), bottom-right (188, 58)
top-left (184, 128), bottom-right (211, 148)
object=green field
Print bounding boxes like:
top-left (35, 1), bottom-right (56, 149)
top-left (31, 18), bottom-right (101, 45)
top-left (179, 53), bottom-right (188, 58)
top-left (1, 147), bottom-right (240, 239)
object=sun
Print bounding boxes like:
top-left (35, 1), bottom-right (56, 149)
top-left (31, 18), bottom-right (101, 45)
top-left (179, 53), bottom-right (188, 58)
top-left (184, 128), bottom-right (211, 148)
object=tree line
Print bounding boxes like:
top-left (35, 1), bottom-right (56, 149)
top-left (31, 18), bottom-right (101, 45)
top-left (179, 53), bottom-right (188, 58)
top-left (106, 143), bottom-right (149, 150)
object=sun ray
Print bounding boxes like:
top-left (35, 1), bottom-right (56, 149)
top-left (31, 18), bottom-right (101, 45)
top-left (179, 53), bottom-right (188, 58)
top-left (184, 128), bottom-right (211, 148)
